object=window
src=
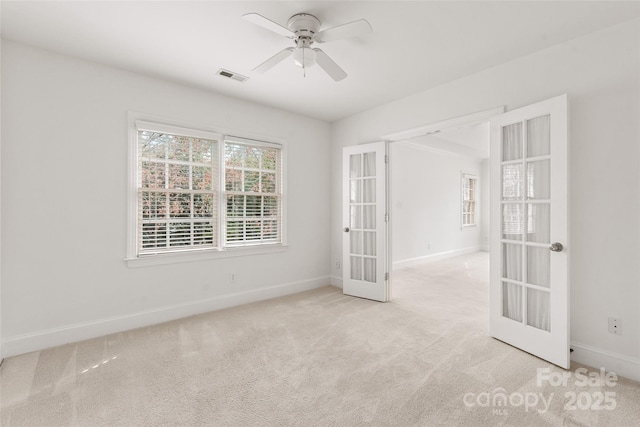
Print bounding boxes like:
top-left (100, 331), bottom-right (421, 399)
top-left (224, 139), bottom-right (282, 246)
top-left (137, 129), bottom-right (219, 255)
top-left (461, 173), bottom-right (478, 227)
top-left (127, 115), bottom-right (285, 265)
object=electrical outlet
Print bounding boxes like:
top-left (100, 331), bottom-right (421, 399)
top-left (335, 258), bottom-right (341, 270)
top-left (230, 273), bottom-right (237, 284)
top-left (608, 317), bottom-right (622, 335)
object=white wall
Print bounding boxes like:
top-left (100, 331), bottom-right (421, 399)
top-left (390, 142), bottom-right (483, 269)
top-left (330, 19), bottom-right (640, 380)
top-left (0, 41), bottom-right (332, 357)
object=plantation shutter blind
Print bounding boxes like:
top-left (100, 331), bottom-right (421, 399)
top-left (224, 137), bottom-right (283, 246)
top-left (462, 173), bottom-right (477, 226)
top-left (136, 122), bottom-right (220, 255)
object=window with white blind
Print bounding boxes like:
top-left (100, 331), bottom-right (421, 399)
top-left (224, 139), bottom-right (282, 246)
top-left (127, 115), bottom-right (286, 265)
top-left (137, 129), bottom-right (218, 255)
top-left (461, 173), bottom-right (478, 227)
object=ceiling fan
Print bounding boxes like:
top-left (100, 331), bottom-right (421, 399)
top-left (243, 12), bottom-right (372, 81)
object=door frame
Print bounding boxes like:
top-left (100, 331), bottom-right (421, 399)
top-left (381, 107), bottom-right (505, 142)
top-left (379, 106), bottom-right (504, 299)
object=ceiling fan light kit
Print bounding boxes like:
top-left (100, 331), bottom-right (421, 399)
top-left (243, 12), bottom-right (372, 81)
top-left (293, 46), bottom-right (316, 69)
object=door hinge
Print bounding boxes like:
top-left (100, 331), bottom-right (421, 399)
top-left (385, 272), bottom-right (389, 281)
top-left (385, 213), bottom-right (389, 222)
top-left (385, 155), bottom-right (389, 164)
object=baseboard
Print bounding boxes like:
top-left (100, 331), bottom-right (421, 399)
top-left (1, 276), bottom-right (330, 358)
top-left (330, 275), bottom-right (343, 289)
top-left (392, 246), bottom-right (482, 270)
top-left (570, 341), bottom-right (640, 383)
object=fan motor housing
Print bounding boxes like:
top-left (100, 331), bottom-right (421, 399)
top-left (287, 13), bottom-right (320, 38)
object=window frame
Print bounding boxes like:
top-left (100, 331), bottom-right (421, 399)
top-left (126, 112), bottom-right (287, 267)
top-left (461, 172), bottom-right (478, 228)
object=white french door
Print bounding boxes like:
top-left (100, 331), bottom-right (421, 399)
top-left (342, 142), bottom-right (389, 302)
top-left (490, 94), bottom-right (569, 368)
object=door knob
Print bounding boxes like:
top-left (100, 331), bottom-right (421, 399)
top-left (344, 227), bottom-right (350, 233)
top-left (550, 242), bottom-right (564, 252)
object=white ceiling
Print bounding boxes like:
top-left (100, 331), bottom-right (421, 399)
top-left (2, 1), bottom-right (639, 122)
top-left (401, 122), bottom-right (490, 159)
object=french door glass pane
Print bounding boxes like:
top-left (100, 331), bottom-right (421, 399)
top-left (527, 288), bottom-right (550, 331)
top-left (363, 231), bottom-right (376, 256)
top-left (350, 231), bottom-right (362, 255)
top-left (350, 206), bottom-right (361, 229)
top-left (527, 203), bottom-right (550, 243)
top-left (502, 122), bottom-right (523, 161)
top-left (363, 179), bottom-right (376, 203)
top-left (363, 206), bottom-right (375, 229)
top-left (502, 282), bottom-right (523, 322)
top-left (364, 258), bottom-right (376, 282)
top-left (527, 246), bottom-right (550, 288)
top-left (363, 152), bottom-right (376, 177)
top-left (527, 160), bottom-right (550, 200)
top-left (502, 164), bottom-right (523, 200)
top-left (502, 203), bottom-right (523, 240)
top-left (351, 256), bottom-right (362, 280)
top-left (503, 243), bottom-right (522, 281)
top-left (350, 180), bottom-right (361, 203)
top-left (350, 154), bottom-right (361, 178)
top-left (527, 115), bottom-right (550, 157)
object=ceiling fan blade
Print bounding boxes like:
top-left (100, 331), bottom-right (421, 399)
top-left (253, 48), bottom-right (294, 73)
top-left (315, 19), bottom-right (372, 43)
top-left (243, 13), bottom-right (294, 38)
top-left (313, 49), bottom-right (347, 81)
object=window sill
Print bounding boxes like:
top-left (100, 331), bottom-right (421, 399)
top-left (125, 243), bottom-right (288, 268)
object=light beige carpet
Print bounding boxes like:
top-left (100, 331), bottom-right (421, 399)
top-left (1, 252), bottom-right (639, 426)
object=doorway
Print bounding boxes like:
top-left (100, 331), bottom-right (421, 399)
top-left (388, 120), bottom-right (492, 329)
top-left (389, 121), bottom-right (491, 273)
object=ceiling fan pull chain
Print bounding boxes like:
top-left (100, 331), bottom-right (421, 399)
top-left (303, 48), bottom-right (307, 78)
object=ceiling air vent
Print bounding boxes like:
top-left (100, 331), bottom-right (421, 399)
top-left (217, 69), bottom-right (249, 83)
